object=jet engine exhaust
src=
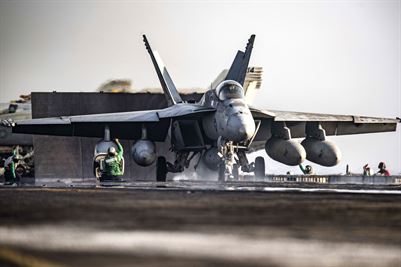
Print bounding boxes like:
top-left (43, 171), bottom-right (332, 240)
top-left (301, 138), bottom-right (341, 167)
top-left (265, 137), bottom-right (306, 166)
top-left (132, 140), bottom-right (156, 166)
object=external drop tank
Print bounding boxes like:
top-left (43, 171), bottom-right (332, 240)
top-left (301, 122), bottom-right (341, 167)
top-left (301, 138), bottom-right (341, 167)
top-left (265, 137), bottom-right (306, 166)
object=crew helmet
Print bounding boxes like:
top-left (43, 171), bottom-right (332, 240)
top-left (378, 162), bottom-right (386, 170)
top-left (108, 146), bottom-right (117, 156)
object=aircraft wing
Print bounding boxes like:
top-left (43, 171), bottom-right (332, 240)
top-left (12, 104), bottom-right (215, 141)
top-left (250, 107), bottom-right (399, 139)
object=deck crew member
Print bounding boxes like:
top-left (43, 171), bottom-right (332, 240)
top-left (363, 164), bottom-right (373, 176)
top-left (299, 164), bottom-right (315, 175)
top-left (102, 139), bottom-right (124, 180)
top-left (377, 162), bottom-right (390, 176)
top-left (4, 148), bottom-right (17, 185)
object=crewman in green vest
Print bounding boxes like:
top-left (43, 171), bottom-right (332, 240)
top-left (4, 147), bottom-right (17, 185)
top-left (299, 164), bottom-right (315, 175)
top-left (102, 139), bottom-right (124, 181)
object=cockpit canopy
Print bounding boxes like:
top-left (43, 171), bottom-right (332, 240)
top-left (215, 80), bottom-right (244, 101)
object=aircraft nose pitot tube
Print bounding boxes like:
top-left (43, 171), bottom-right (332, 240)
top-left (131, 140), bottom-right (156, 166)
top-left (301, 138), bottom-right (341, 167)
top-left (265, 137), bottom-right (306, 166)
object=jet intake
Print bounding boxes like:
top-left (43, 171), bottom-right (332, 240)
top-left (132, 140), bottom-right (156, 166)
top-left (265, 137), bottom-right (306, 166)
top-left (301, 138), bottom-right (341, 167)
top-left (202, 147), bottom-right (221, 170)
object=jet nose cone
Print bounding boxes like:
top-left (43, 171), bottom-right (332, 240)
top-left (226, 115), bottom-right (255, 142)
top-left (239, 126), bottom-right (246, 135)
top-left (238, 125), bottom-right (253, 139)
top-left (244, 124), bottom-right (255, 140)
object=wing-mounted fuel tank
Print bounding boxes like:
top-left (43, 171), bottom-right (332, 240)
top-left (265, 122), bottom-right (306, 166)
top-left (94, 125), bottom-right (117, 154)
top-left (132, 140), bottom-right (156, 167)
top-left (131, 125), bottom-right (156, 166)
top-left (301, 122), bottom-right (341, 167)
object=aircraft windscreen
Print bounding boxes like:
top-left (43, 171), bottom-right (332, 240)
top-left (216, 81), bottom-right (244, 101)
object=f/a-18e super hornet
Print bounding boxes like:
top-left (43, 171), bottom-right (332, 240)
top-left (8, 35), bottom-right (400, 181)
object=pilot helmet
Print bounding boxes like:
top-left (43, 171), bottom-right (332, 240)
top-left (108, 146), bottom-right (117, 156)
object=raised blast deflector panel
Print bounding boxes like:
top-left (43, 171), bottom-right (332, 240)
top-left (29, 92), bottom-right (202, 179)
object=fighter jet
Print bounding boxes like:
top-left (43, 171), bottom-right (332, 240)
top-left (8, 35), bottom-right (400, 181)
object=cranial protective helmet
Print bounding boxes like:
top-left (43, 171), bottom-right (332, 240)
top-left (378, 162), bottom-right (386, 169)
top-left (108, 146), bottom-right (117, 156)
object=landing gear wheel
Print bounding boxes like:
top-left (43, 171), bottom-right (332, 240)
top-left (15, 165), bottom-right (25, 181)
top-left (233, 164), bottom-right (239, 180)
top-left (254, 156), bottom-right (265, 179)
top-left (156, 156), bottom-right (167, 182)
top-left (218, 163), bottom-right (225, 182)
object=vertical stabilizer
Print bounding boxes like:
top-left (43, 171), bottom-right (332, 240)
top-left (143, 35), bottom-right (183, 106)
top-left (225, 35), bottom-right (256, 86)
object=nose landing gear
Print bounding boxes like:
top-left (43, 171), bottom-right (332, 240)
top-left (217, 137), bottom-right (236, 182)
top-left (217, 139), bottom-right (266, 182)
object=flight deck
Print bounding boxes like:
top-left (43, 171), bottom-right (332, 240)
top-left (0, 177), bottom-right (400, 267)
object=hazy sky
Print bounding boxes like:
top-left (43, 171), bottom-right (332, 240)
top-left (0, 0), bottom-right (400, 174)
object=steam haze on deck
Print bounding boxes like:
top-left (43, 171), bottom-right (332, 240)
top-left (0, 0), bottom-right (399, 174)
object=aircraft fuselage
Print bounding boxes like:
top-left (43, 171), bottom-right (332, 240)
top-left (201, 80), bottom-right (255, 143)
top-left (214, 98), bottom-right (255, 142)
